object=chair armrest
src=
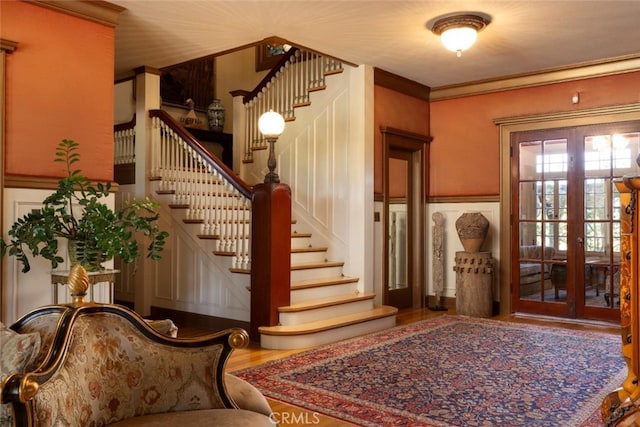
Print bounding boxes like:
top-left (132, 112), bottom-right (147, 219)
top-left (225, 374), bottom-right (273, 417)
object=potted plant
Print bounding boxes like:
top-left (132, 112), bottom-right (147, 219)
top-left (0, 139), bottom-right (168, 273)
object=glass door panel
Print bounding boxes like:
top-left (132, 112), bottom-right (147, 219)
top-left (581, 132), bottom-right (640, 312)
top-left (516, 138), bottom-right (567, 307)
top-left (514, 123), bottom-right (640, 321)
top-left (387, 151), bottom-right (412, 309)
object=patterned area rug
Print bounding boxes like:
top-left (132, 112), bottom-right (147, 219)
top-left (234, 315), bottom-right (627, 426)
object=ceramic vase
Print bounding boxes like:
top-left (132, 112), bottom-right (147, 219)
top-left (455, 212), bottom-right (489, 253)
top-left (207, 99), bottom-right (225, 132)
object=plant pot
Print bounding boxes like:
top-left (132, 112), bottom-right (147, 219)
top-left (68, 240), bottom-right (108, 272)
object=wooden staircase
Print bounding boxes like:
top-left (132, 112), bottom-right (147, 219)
top-left (153, 177), bottom-right (396, 349)
top-left (258, 225), bottom-right (397, 350)
top-left (125, 45), bottom-right (398, 350)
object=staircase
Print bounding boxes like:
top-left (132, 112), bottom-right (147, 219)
top-left (117, 45), bottom-right (397, 350)
top-left (150, 162), bottom-right (396, 349)
top-left (259, 227), bottom-right (397, 350)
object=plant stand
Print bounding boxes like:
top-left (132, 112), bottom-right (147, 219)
top-left (51, 269), bottom-right (119, 304)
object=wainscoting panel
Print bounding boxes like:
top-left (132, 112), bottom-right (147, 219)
top-left (311, 107), bottom-right (330, 229)
top-left (174, 232), bottom-right (197, 303)
top-left (331, 90), bottom-right (350, 246)
top-left (147, 200), bottom-right (251, 322)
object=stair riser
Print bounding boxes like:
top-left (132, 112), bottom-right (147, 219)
top-left (260, 315), bottom-right (397, 350)
top-left (290, 251), bottom-right (327, 264)
top-left (290, 282), bottom-right (359, 304)
top-left (291, 236), bottom-right (312, 249)
top-left (290, 266), bottom-right (344, 282)
top-left (279, 299), bottom-right (374, 326)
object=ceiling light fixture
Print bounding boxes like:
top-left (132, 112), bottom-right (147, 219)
top-left (431, 13), bottom-right (490, 57)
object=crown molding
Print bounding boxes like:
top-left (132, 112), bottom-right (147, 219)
top-left (431, 54), bottom-right (640, 101)
top-left (28, 0), bottom-right (125, 27)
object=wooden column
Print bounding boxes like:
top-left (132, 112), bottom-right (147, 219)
top-left (250, 182), bottom-right (292, 341)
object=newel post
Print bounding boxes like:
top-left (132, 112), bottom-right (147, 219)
top-left (250, 183), bottom-right (292, 340)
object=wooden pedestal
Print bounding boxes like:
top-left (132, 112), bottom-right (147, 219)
top-left (453, 251), bottom-right (494, 318)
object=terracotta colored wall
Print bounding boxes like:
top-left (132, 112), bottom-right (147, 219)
top-left (2, 2), bottom-right (115, 181)
top-left (374, 85), bottom-right (430, 195)
top-left (388, 157), bottom-right (407, 198)
top-left (430, 72), bottom-right (640, 196)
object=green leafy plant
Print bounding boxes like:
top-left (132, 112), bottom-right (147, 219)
top-left (0, 139), bottom-right (169, 273)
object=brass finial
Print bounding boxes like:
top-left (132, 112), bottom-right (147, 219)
top-left (68, 264), bottom-right (89, 305)
top-left (228, 328), bottom-right (250, 349)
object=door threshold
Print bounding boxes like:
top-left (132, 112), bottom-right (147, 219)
top-left (510, 312), bottom-right (619, 332)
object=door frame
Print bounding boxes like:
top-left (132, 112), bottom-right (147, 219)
top-left (497, 104), bottom-right (640, 316)
top-left (381, 126), bottom-right (430, 309)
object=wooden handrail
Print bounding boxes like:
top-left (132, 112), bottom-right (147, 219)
top-left (149, 109), bottom-right (252, 198)
top-left (243, 47), bottom-right (299, 103)
top-left (114, 114), bottom-right (136, 132)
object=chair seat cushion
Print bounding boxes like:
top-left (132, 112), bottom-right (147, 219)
top-left (108, 409), bottom-right (273, 427)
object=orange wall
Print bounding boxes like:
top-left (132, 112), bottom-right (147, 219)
top-left (2, 1), bottom-right (115, 181)
top-left (374, 85), bottom-right (430, 194)
top-left (430, 71), bottom-right (640, 196)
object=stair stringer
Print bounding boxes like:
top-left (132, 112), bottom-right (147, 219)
top-left (146, 180), bottom-right (252, 322)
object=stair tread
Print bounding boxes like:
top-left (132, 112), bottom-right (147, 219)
top-left (291, 261), bottom-right (343, 270)
top-left (291, 276), bottom-right (359, 290)
top-left (259, 306), bottom-right (398, 336)
top-left (279, 293), bottom-right (375, 312)
top-left (291, 232), bottom-right (312, 238)
top-left (291, 247), bottom-right (328, 254)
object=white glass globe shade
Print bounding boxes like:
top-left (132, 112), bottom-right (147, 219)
top-left (440, 27), bottom-right (478, 53)
top-left (258, 111), bottom-right (285, 137)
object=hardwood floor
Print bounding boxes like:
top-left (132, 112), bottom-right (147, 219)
top-left (181, 308), bottom-right (621, 427)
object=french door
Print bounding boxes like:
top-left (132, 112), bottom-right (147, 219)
top-left (512, 121), bottom-right (640, 321)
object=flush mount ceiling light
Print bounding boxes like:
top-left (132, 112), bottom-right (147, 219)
top-left (431, 13), bottom-right (490, 57)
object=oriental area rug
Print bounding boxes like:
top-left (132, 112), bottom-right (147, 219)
top-left (234, 315), bottom-right (627, 426)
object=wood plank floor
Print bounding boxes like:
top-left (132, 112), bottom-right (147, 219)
top-left (181, 308), bottom-right (620, 427)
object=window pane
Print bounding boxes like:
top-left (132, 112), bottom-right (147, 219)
top-left (584, 178), bottom-right (609, 220)
top-left (519, 141), bottom-right (541, 181)
top-left (613, 132), bottom-right (640, 176)
top-left (519, 222), bottom-right (539, 247)
top-left (519, 182), bottom-right (538, 220)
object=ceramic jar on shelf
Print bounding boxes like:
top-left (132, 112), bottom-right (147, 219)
top-left (207, 99), bottom-right (225, 132)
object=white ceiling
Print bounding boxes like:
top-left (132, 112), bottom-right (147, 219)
top-left (110, 1), bottom-right (640, 88)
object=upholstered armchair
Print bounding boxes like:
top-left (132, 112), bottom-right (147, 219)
top-left (1, 267), bottom-right (274, 426)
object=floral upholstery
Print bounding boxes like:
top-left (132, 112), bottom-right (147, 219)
top-left (4, 305), bottom-right (273, 427)
top-left (14, 309), bottom-right (67, 371)
top-left (36, 314), bottom-right (229, 425)
top-left (0, 322), bottom-right (41, 425)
